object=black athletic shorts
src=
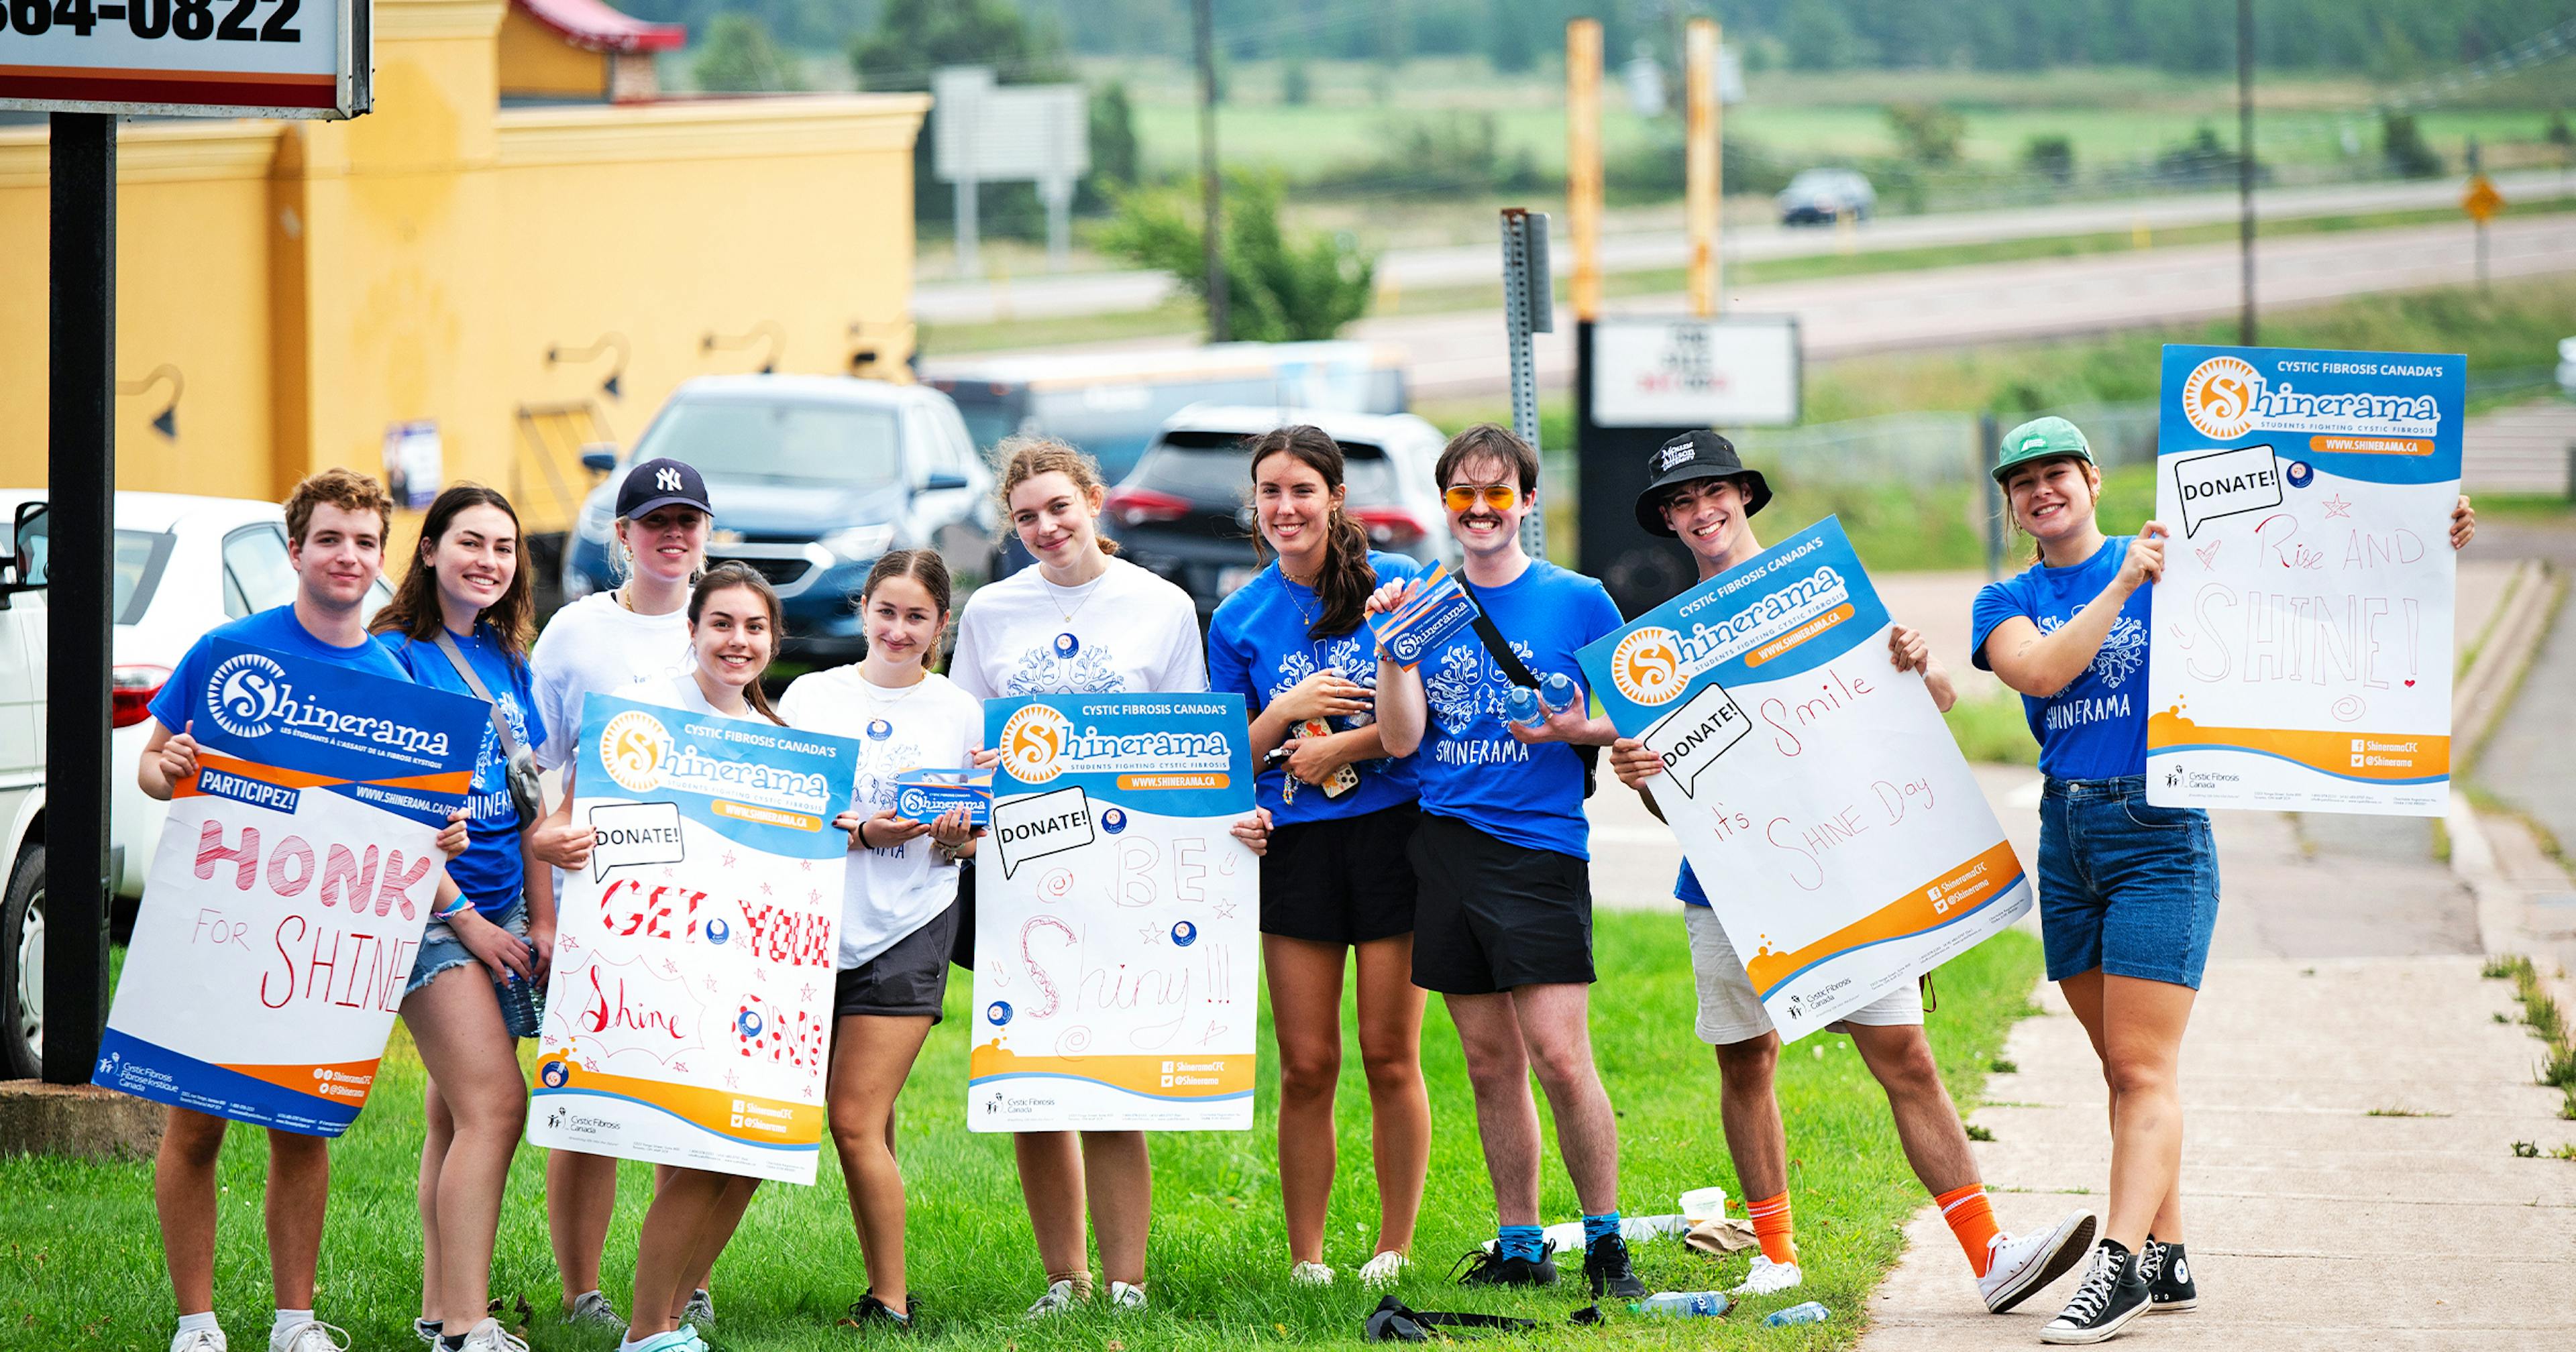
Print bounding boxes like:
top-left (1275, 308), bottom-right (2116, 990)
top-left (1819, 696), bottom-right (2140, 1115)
top-left (1406, 811), bottom-right (1594, 995)
top-left (1260, 801), bottom-right (1421, 947)
top-left (833, 902), bottom-right (961, 1025)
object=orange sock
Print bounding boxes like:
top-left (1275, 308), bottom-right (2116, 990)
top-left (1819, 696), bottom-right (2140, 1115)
top-left (1745, 1192), bottom-right (1798, 1266)
top-left (1936, 1184), bottom-right (2001, 1276)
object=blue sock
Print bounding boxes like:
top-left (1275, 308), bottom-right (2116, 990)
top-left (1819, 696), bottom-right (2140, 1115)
top-left (1583, 1211), bottom-right (1623, 1245)
top-left (1497, 1224), bottom-right (1544, 1262)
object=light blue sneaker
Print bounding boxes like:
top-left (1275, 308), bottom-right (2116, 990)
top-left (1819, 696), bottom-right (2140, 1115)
top-left (623, 1330), bottom-right (706, 1352)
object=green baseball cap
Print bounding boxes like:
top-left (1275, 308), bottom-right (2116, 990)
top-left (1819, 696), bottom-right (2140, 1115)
top-left (1992, 416), bottom-right (2094, 484)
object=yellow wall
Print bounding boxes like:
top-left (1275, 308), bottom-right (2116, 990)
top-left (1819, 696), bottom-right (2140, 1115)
top-left (497, 5), bottom-right (610, 101)
top-left (0, 0), bottom-right (928, 545)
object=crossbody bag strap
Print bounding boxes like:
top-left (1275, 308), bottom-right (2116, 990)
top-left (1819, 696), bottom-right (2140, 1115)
top-left (431, 628), bottom-right (521, 757)
top-left (1454, 577), bottom-right (1540, 688)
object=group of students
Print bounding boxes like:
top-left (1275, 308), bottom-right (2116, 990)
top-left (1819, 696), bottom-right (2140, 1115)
top-left (132, 410), bottom-right (2477, 1352)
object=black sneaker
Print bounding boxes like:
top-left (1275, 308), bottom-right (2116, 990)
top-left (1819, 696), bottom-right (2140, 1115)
top-left (2139, 1237), bottom-right (2196, 1313)
top-left (2039, 1240), bottom-right (2151, 1345)
top-left (841, 1292), bottom-right (914, 1331)
top-left (1452, 1240), bottom-right (1559, 1287)
top-left (1581, 1234), bottom-right (1648, 1300)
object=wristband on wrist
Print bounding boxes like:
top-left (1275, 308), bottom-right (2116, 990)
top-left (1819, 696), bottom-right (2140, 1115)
top-left (854, 818), bottom-right (873, 850)
top-left (435, 896), bottom-right (474, 922)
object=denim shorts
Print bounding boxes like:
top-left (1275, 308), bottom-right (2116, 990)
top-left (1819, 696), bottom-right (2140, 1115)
top-left (405, 897), bottom-right (530, 1000)
top-left (2037, 777), bottom-right (2220, 989)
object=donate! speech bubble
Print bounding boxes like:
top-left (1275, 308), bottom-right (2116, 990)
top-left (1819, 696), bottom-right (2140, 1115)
top-left (588, 801), bottom-right (686, 881)
top-left (2171, 443), bottom-right (2283, 539)
top-left (991, 786), bottom-right (1096, 879)
top-left (1641, 679), bottom-right (1752, 801)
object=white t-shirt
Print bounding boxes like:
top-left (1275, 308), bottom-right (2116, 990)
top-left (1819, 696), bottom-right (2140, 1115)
top-left (529, 592), bottom-right (694, 771)
top-left (778, 667), bottom-right (983, 970)
top-left (949, 555), bottom-right (1208, 699)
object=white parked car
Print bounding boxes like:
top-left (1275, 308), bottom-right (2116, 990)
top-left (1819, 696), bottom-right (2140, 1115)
top-left (0, 490), bottom-right (390, 1078)
top-left (1776, 168), bottom-right (1876, 225)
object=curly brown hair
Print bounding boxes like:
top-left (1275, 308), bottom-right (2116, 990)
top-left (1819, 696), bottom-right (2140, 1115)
top-left (283, 467), bottom-right (394, 549)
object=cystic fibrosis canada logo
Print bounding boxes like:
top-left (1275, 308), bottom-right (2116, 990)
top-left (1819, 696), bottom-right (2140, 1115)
top-left (205, 651), bottom-right (290, 738)
top-left (1610, 627), bottom-right (1688, 706)
top-left (2180, 355), bottom-right (2261, 440)
top-left (598, 710), bottom-right (672, 793)
top-left (998, 705), bottom-right (1071, 784)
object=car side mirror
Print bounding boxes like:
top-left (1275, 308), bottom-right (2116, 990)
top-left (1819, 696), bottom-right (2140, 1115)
top-left (580, 447), bottom-right (618, 475)
top-left (924, 470), bottom-right (971, 492)
top-left (5, 501), bottom-right (47, 592)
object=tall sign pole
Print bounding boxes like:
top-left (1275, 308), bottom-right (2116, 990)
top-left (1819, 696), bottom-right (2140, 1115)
top-left (1499, 208), bottom-right (1552, 559)
top-left (1566, 20), bottom-right (1603, 327)
top-left (1193, 0), bottom-right (1228, 343)
top-left (2237, 0), bottom-right (2257, 346)
top-left (1684, 19), bottom-right (1721, 317)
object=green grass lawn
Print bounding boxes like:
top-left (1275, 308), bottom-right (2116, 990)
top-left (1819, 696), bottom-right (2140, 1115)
top-left (0, 917), bottom-right (2043, 1349)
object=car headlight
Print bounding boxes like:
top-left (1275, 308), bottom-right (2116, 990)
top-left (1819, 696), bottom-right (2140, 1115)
top-left (822, 523), bottom-right (896, 561)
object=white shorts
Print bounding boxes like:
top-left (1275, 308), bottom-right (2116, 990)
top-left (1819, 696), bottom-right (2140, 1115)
top-left (1684, 905), bottom-right (1923, 1046)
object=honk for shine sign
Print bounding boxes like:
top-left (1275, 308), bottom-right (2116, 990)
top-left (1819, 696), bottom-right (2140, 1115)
top-left (1578, 519), bottom-right (2031, 1041)
top-left (95, 642), bottom-right (484, 1135)
top-left (2147, 345), bottom-right (2464, 815)
top-left (526, 693), bottom-right (860, 1183)
top-left (970, 694), bottom-right (1258, 1131)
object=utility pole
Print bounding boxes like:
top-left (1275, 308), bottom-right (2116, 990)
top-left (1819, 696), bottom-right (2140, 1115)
top-left (1685, 18), bottom-right (1721, 317)
top-left (1499, 208), bottom-right (1553, 559)
top-left (2237, 0), bottom-right (2257, 346)
top-left (1193, 0), bottom-right (1228, 343)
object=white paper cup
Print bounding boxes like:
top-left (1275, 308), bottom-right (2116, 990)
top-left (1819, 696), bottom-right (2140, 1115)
top-left (1678, 1186), bottom-right (1729, 1223)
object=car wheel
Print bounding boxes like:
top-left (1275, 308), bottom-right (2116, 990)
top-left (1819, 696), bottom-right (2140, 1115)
top-left (1, 844), bottom-right (44, 1080)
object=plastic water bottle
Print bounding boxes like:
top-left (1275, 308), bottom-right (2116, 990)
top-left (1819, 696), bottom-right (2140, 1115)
top-left (492, 939), bottom-right (545, 1039)
top-left (1632, 1291), bottom-right (1729, 1318)
top-left (1764, 1302), bottom-right (1831, 1327)
top-left (1504, 685), bottom-right (1546, 728)
top-left (1537, 671), bottom-right (1577, 714)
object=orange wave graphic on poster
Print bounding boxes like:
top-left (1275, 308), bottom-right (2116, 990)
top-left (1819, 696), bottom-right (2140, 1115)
top-left (217, 1056), bottom-right (384, 1104)
top-left (2145, 708), bottom-right (2448, 782)
top-left (1745, 604), bottom-right (1855, 668)
top-left (177, 752), bottom-right (472, 799)
top-left (535, 1056), bottom-right (823, 1146)
top-left (1743, 839), bottom-right (2022, 1000)
top-left (969, 1042), bottom-right (1253, 1097)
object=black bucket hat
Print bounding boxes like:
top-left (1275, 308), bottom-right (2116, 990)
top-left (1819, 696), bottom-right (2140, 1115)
top-left (1634, 431), bottom-right (1772, 537)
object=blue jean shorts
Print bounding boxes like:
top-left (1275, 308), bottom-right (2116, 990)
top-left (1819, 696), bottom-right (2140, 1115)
top-left (405, 897), bottom-right (530, 999)
top-left (2037, 777), bottom-right (2220, 989)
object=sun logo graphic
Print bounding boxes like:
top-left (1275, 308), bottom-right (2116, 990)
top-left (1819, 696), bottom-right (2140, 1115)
top-left (1609, 627), bottom-right (1688, 706)
top-left (2181, 355), bottom-right (2263, 440)
top-left (998, 704), bottom-right (1071, 784)
top-left (204, 651), bottom-right (288, 738)
top-left (598, 710), bottom-right (671, 793)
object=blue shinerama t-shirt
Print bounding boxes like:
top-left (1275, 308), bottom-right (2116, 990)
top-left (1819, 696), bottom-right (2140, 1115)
top-left (1969, 536), bottom-right (2154, 783)
top-left (150, 606), bottom-right (413, 736)
top-left (378, 626), bottom-right (548, 917)
top-left (1208, 550), bottom-right (1424, 826)
top-left (1409, 559), bottom-right (1623, 858)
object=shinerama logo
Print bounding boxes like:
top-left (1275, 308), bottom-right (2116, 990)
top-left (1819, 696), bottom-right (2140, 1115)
top-left (1610, 626), bottom-right (1687, 706)
top-left (2180, 355), bottom-right (2261, 439)
top-left (600, 710), bottom-right (672, 793)
top-left (998, 705), bottom-right (1071, 784)
top-left (205, 651), bottom-right (290, 738)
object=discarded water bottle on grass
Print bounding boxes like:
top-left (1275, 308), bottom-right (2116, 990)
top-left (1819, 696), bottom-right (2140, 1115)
top-left (1631, 1291), bottom-right (1728, 1318)
top-left (1504, 685), bottom-right (1546, 728)
top-left (1764, 1301), bottom-right (1831, 1327)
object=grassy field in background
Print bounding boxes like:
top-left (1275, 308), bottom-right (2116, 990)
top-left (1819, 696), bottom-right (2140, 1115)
top-left (0, 918), bottom-right (2044, 1351)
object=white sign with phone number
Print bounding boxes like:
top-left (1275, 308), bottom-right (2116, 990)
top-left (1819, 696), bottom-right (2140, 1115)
top-left (0, 0), bottom-right (368, 119)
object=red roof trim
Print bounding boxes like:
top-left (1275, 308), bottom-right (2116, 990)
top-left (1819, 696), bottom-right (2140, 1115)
top-left (513, 0), bottom-right (686, 54)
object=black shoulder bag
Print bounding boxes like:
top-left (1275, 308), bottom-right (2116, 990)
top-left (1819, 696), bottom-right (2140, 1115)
top-left (1454, 577), bottom-right (1599, 799)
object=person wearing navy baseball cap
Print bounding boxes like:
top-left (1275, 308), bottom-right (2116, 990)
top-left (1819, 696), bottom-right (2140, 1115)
top-left (1611, 429), bottom-right (2100, 1318)
top-left (615, 456), bottom-right (714, 520)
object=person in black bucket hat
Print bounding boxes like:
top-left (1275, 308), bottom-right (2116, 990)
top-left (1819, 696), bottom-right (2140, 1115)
top-left (1608, 430), bottom-right (2102, 1316)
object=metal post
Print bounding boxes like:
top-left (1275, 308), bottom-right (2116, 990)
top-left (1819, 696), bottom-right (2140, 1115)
top-left (1499, 209), bottom-right (1552, 558)
top-left (954, 175), bottom-right (979, 280)
top-left (44, 112), bottom-right (115, 1086)
top-left (1979, 410), bottom-right (2004, 581)
top-left (1684, 19), bottom-right (1719, 317)
top-left (2237, 0), bottom-right (2257, 346)
top-left (1565, 20), bottom-right (1603, 325)
top-left (1041, 176), bottom-right (1073, 272)
top-left (1193, 0), bottom-right (1227, 343)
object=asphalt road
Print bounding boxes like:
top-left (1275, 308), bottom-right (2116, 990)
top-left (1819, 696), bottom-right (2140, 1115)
top-left (912, 169), bottom-right (2576, 325)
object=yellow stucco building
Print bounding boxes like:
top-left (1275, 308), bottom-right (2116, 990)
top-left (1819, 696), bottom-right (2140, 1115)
top-left (0, 0), bottom-right (928, 543)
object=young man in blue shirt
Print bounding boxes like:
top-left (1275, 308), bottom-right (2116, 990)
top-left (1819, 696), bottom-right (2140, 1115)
top-left (136, 469), bottom-right (470, 1352)
top-left (1607, 433), bottom-right (2094, 1314)
top-left (1368, 425), bottom-right (1644, 1300)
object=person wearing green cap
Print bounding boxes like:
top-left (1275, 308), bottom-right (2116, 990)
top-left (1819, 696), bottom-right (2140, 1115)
top-left (1970, 416), bottom-right (2476, 1345)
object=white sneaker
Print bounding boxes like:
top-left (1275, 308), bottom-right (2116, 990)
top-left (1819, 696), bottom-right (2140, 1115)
top-left (566, 1291), bottom-right (627, 1331)
top-left (1980, 1210), bottom-right (2097, 1314)
top-left (680, 1289), bottom-right (714, 1326)
top-left (1108, 1281), bottom-right (1147, 1310)
top-left (1358, 1250), bottom-right (1408, 1287)
top-left (1729, 1255), bottom-right (1804, 1297)
top-left (269, 1322), bottom-right (349, 1352)
top-left (1024, 1279), bottom-right (1079, 1319)
top-left (456, 1318), bottom-right (531, 1352)
top-left (1290, 1261), bottom-right (1334, 1286)
top-left (171, 1330), bottom-right (226, 1352)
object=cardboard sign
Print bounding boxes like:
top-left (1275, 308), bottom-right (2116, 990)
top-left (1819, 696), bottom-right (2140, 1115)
top-left (1579, 518), bottom-right (2031, 1041)
top-left (969, 694), bottom-right (1258, 1131)
top-left (526, 695), bottom-right (860, 1183)
top-left (2146, 345), bottom-right (2464, 815)
top-left (1366, 563), bottom-right (1482, 668)
top-left (94, 640), bottom-right (484, 1135)
top-left (892, 768), bottom-right (992, 826)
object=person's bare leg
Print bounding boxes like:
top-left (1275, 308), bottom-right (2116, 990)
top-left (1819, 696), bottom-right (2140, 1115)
top-left (1083, 1131), bottom-right (1152, 1287)
top-left (828, 1013), bottom-right (936, 1311)
top-left (1711, 1033), bottom-right (1789, 1200)
top-left (1016, 1131), bottom-right (1089, 1284)
top-left (1845, 1023), bottom-right (1979, 1194)
top-left (418, 1082), bottom-right (453, 1325)
top-left (156, 1107), bottom-right (228, 1317)
top-left (405, 970), bottom-right (529, 1331)
top-left (1263, 936), bottom-right (1348, 1265)
top-left (1444, 992), bottom-right (1541, 1225)
top-left (264, 1129), bottom-right (330, 1311)
top-left (1353, 934), bottom-right (1430, 1255)
top-left (1507, 982), bottom-right (1619, 1214)
top-left (2098, 974), bottom-right (2196, 1250)
top-left (2061, 969), bottom-right (2186, 1243)
top-left (670, 1176), bottom-right (761, 1318)
top-left (626, 1169), bottom-right (731, 1338)
top-left (546, 1149), bottom-right (620, 1308)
